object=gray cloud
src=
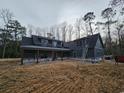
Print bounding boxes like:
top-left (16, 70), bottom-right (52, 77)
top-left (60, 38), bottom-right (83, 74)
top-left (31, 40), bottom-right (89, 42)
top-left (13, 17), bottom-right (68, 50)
top-left (0, 0), bottom-right (110, 28)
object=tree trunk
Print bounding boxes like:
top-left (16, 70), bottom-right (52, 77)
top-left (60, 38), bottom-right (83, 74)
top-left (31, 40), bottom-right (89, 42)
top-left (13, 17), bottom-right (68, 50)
top-left (78, 26), bottom-right (80, 38)
top-left (89, 22), bottom-right (93, 35)
top-left (69, 31), bottom-right (72, 41)
top-left (118, 29), bottom-right (121, 54)
top-left (2, 43), bottom-right (6, 58)
top-left (107, 21), bottom-right (112, 54)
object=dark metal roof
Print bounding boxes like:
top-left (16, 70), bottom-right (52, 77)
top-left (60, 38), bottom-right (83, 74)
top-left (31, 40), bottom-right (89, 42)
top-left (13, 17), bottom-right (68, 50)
top-left (21, 37), bottom-right (33, 45)
top-left (21, 33), bottom-right (104, 51)
top-left (21, 35), bottom-right (69, 51)
top-left (21, 35), bottom-right (63, 45)
top-left (32, 35), bottom-right (62, 42)
top-left (65, 33), bottom-right (104, 48)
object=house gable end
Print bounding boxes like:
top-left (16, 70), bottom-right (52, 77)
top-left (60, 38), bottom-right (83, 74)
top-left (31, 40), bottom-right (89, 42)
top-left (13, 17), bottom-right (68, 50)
top-left (95, 35), bottom-right (104, 49)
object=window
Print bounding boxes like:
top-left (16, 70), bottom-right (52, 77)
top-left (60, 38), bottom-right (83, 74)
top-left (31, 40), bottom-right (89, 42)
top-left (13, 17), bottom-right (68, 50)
top-left (41, 39), bottom-right (46, 44)
top-left (53, 41), bottom-right (57, 47)
top-left (57, 41), bottom-right (61, 45)
top-left (48, 40), bottom-right (52, 44)
top-left (76, 40), bottom-right (82, 46)
top-left (38, 38), bottom-right (41, 43)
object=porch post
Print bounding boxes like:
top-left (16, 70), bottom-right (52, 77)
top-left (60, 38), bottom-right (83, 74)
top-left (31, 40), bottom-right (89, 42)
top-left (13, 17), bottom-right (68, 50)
top-left (36, 49), bottom-right (39, 63)
top-left (61, 51), bottom-right (63, 61)
top-left (52, 51), bottom-right (55, 61)
top-left (21, 49), bottom-right (24, 65)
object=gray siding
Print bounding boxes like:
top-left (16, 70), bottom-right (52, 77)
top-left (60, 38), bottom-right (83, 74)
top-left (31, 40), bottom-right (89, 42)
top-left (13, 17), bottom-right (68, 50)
top-left (94, 38), bottom-right (104, 58)
top-left (86, 48), bottom-right (94, 58)
top-left (66, 34), bottom-right (104, 59)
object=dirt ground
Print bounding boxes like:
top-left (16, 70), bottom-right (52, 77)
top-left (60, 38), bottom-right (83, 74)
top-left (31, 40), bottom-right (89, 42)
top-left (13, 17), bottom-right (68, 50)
top-left (0, 59), bottom-right (124, 93)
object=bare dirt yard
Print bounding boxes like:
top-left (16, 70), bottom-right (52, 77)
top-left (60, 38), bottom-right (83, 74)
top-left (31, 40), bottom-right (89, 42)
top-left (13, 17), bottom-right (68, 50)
top-left (0, 59), bottom-right (124, 93)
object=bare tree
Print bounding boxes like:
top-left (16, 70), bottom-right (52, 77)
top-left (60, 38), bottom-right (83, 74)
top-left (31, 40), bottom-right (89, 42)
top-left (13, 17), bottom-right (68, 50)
top-left (60, 22), bottom-right (67, 42)
top-left (67, 24), bottom-right (73, 41)
top-left (35, 27), bottom-right (42, 36)
top-left (50, 26), bottom-right (55, 38)
top-left (75, 18), bottom-right (82, 39)
top-left (110, 0), bottom-right (124, 7)
top-left (101, 7), bottom-right (116, 54)
top-left (0, 9), bottom-right (13, 26)
top-left (43, 27), bottom-right (49, 37)
top-left (56, 26), bottom-right (60, 40)
top-left (0, 9), bottom-right (14, 58)
top-left (83, 12), bottom-right (95, 35)
top-left (27, 24), bottom-right (34, 37)
top-left (79, 20), bottom-right (88, 37)
top-left (115, 23), bottom-right (124, 54)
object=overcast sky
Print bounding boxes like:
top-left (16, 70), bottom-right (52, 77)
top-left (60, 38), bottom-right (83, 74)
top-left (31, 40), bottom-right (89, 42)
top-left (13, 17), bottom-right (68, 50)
top-left (0, 0), bottom-right (110, 28)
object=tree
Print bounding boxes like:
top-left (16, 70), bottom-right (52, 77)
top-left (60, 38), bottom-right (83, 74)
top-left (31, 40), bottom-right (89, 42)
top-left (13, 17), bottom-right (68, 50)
top-left (110, 0), bottom-right (124, 7)
top-left (110, 0), bottom-right (124, 21)
top-left (7, 20), bottom-right (26, 41)
top-left (0, 9), bottom-right (14, 58)
top-left (56, 26), bottom-right (60, 40)
top-left (35, 27), bottom-right (42, 36)
top-left (60, 22), bottom-right (67, 42)
top-left (67, 24), bottom-right (73, 41)
top-left (50, 26), bottom-right (55, 38)
top-left (75, 18), bottom-right (82, 39)
top-left (101, 7), bottom-right (116, 54)
top-left (114, 23), bottom-right (124, 54)
top-left (83, 12), bottom-right (95, 35)
top-left (5, 20), bottom-right (26, 57)
top-left (42, 28), bottom-right (47, 37)
top-left (27, 24), bottom-right (34, 37)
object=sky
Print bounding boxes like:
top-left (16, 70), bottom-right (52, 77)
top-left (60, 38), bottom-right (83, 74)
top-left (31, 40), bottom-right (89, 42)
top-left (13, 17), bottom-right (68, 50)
top-left (0, 0), bottom-right (110, 28)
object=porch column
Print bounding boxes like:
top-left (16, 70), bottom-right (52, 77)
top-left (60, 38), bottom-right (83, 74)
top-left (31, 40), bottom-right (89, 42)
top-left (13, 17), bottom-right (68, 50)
top-left (21, 49), bottom-right (24, 65)
top-left (36, 50), bottom-right (39, 63)
top-left (61, 51), bottom-right (63, 61)
top-left (52, 51), bottom-right (55, 61)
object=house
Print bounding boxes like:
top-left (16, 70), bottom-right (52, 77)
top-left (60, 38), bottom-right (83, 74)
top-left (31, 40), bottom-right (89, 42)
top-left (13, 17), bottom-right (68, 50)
top-left (65, 33), bottom-right (104, 60)
top-left (20, 33), bottom-right (104, 64)
top-left (20, 35), bottom-right (70, 64)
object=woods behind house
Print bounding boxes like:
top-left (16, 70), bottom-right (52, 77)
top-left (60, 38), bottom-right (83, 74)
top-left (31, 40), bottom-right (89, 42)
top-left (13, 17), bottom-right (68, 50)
top-left (0, 0), bottom-right (124, 58)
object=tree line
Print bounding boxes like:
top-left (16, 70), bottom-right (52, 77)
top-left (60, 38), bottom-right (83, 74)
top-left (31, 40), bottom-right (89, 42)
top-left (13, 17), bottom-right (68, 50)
top-left (0, 9), bottom-right (26, 58)
top-left (0, 0), bottom-right (124, 58)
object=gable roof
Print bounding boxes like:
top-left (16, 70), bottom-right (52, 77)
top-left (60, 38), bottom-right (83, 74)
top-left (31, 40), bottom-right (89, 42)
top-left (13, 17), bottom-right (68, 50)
top-left (65, 33), bottom-right (104, 48)
top-left (21, 35), bottom-right (70, 51)
top-left (32, 35), bottom-right (62, 42)
top-left (21, 33), bottom-right (104, 49)
top-left (21, 35), bottom-right (63, 46)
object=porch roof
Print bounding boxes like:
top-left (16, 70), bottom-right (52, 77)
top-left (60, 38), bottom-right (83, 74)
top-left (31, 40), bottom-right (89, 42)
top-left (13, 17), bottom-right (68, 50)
top-left (20, 45), bottom-right (70, 51)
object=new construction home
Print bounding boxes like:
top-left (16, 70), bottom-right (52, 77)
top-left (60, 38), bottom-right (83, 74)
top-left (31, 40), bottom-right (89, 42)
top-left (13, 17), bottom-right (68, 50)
top-left (20, 33), bottom-right (104, 64)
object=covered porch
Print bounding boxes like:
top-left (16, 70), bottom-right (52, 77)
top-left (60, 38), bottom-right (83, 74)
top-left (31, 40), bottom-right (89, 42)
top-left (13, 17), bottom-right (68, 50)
top-left (20, 45), bottom-right (70, 64)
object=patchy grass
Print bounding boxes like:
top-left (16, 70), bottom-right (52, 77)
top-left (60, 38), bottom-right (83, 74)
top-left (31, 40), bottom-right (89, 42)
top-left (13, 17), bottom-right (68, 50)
top-left (0, 60), bottom-right (124, 93)
top-left (0, 58), bottom-right (20, 65)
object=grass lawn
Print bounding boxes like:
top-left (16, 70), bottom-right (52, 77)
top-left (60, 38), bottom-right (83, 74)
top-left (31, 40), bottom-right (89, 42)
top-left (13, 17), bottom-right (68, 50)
top-left (0, 59), bottom-right (124, 93)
